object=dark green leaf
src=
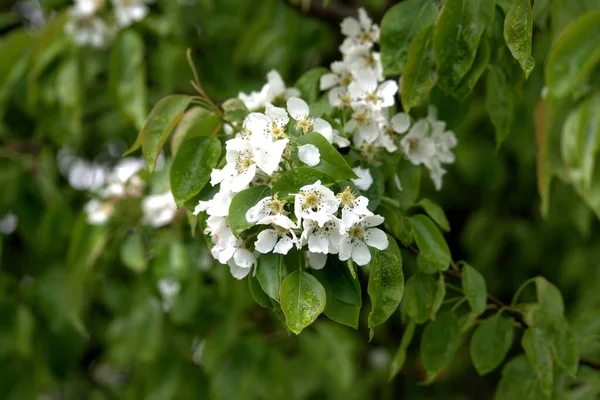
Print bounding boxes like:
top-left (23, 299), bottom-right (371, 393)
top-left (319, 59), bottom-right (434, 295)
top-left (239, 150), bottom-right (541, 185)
top-left (170, 136), bottom-right (222, 206)
top-left (486, 65), bottom-right (514, 147)
top-left (0, 30), bottom-right (34, 106)
top-left (417, 198), bottom-right (450, 231)
top-left (401, 24), bottom-right (438, 112)
top-left (403, 271), bottom-right (437, 324)
top-left (381, 205), bottom-right (415, 247)
top-left (380, 0), bottom-right (438, 75)
top-left (294, 67), bottom-right (329, 103)
top-left (453, 38), bottom-right (491, 101)
top-left (522, 327), bottom-right (554, 397)
top-left (256, 253), bottom-right (286, 301)
top-left (495, 355), bottom-right (549, 400)
top-left (314, 261), bottom-right (361, 329)
top-left (249, 275), bottom-right (271, 308)
top-left (362, 167), bottom-right (385, 211)
top-left (279, 271), bottom-right (326, 335)
top-left (548, 322), bottom-right (579, 377)
top-left (271, 167), bottom-right (332, 198)
top-left (470, 313), bottom-right (514, 375)
top-left (430, 273), bottom-right (445, 320)
top-left (228, 185), bottom-right (272, 237)
top-left (389, 321), bottom-right (416, 380)
top-left (296, 132), bottom-right (357, 181)
top-left (461, 263), bottom-right (487, 315)
top-left (420, 311), bottom-right (462, 382)
top-left (504, 0), bottom-right (535, 78)
top-left (410, 214), bottom-right (451, 273)
top-left (396, 157), bottom-right (421, 209)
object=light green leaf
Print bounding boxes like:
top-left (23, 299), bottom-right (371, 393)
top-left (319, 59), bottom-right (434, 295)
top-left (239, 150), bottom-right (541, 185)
top-left (368, 236), bottom-right (404, 334)
top-left (0, 30), bottom-right (34, 106)
top-left (110, 30), bottom-right (147, 129)
top-left (170, 136), bottom-right (222, 206)
top-left (279, 271), bottom-right (326, 335)
top-left (296, 133), bottom-right (357, 181)
top-left (126, 95), bottom-right (193, 172)
top-left (256, 253), bottom-right (286, 301)
top-left (504, 0), bottom-right (535, 78)
top-left (403, 271), bottom-right (437, 324)
top-left (462, 263), bottom-right (487, 315)
top-left (533, 276), bottom-right (565, 326)
top-left (420, 311), bottom-right (462, 382)
top-left (545, 11), bottom-right (600, 98)
top-left (453, 38), bottom-right (491, 101)
top-left (417, 198), bottom-right (450, 231)
top-left (381, 205), bottom-right (415, 247)
top-left (271, 167), bottom-right (332, 198)
top-left (486, 65), bottom-right (514, 147)
top-left (389, 321), bottom-right (416, 380)
top-left (221, 98), bottom-right (249, 124)
top-left (522, 327), bottom-right (554, 397)
top-left (120, 231), bottom-right (147, 273)
top-left (294, 67), bottom-right (329, 103)
top-left (380, 0), bottom-right (438, 75)
top-left (228, 185), bottom-right (272, 237)
top-left (548, 321), bottom-right (579, 377)
top-left (171, 108), bottom-right (220, 155)
top-left (470, 313), bottom-right (514, 375)
top-left (495, 355), bottom-right (549, 400)
top-left (433, 0), bottom-right (496, 92)
top-left (410, 214), bottom-right (451, 273)
top-left (400, 24), bottom-right (438, 112)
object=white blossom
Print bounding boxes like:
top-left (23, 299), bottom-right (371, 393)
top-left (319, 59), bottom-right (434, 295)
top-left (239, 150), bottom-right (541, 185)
top-left (339, 214), bottom-right (388, 266)
top-left (298, 144), bottom-right (320, 167)
top-left (111, 0), bottom-right (150, 27)
top-left (65, 10), bottom-right (110, 47)
top-left (294, 180), bottom-right (340, 227)
top-left (287, 97), bottom-right (333, 142)
top-left (227, 248), bottom-right (256, 279)
top-left (142, 192), bottom-right (178, 228)
top-left (0, 212), bottom-right (18, 235)
top-left (351, 167), bottom-right (373, 191)
top-left (299, 218), bottom-right (342, 255)
top-left (255, 227), bottom-right (298, 255)
top-left (340, 8), bottom-right (380, 54)
top-left (84, 199), bottom-right (113, 225)
top-left (306, 251), bottom-right (327, 270)
top-left (245, 196), bottom-right (296, 229)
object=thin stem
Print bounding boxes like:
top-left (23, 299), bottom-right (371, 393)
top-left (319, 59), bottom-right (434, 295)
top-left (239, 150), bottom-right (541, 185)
top-left (445, 282), bottom-right (463, 294)
top-left (451, 297), bottom-right (467, 312)
top-left (511, 277), bottom-right (538, 306)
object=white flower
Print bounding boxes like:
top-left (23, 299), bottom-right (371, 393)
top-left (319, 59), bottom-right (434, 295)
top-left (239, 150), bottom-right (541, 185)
top-left (84, 199), bottom-right (113, 225)
top-left (306, 251), bottom-right (327, 270)
top-left (299, 218), bottom-right (342, 255)
top-left (348, 78), bottom-right (398, 111)
top-left (265, 70), bottom-right (301, 103)
top-left (286, 97), bottom-right (333, 142)
top-left (219, 138), bottom-right (258, 192)
top-left (74, 0), bottom-right (104, 15)
top-left (338, 188), bottom-right (371, 227)
top-left (320, 61), bottom-right (354, 91)
top-left (245, 196), bottom-right (296, 229)
top-left (157, 278), bottom-right (181, 312)
top-left (65, 11), bottom-right (110, 47)
top-left (339, 214), bottom-right (388, 266)
top-left (344, 48), bottom-right (384, 83)
top-left (391, 112), bottom-right (411, 134)
top-left (227, 248), bottom-right (256, 279)
top-left (111, 0), bottom-right (150, 27)
top-left (254, 227), bottom-right (298, 255)
top-left (400, 120), bottom-right (436, 166)
top-left (0, 212), bottom-right (18, 235)
top-left (351, 167), bottom-right (373, 191)
top-left (340, 8), bottom-right (380, 53)
top-left (194, 188), bottom-right (233, 217)
top-left (142, 192), bottom-right (178, 228)
top-left (294, 180), bottom-right (340, 227)
top-left (298, 144), bottom-right (320, 167)
top-left (238, 86), bottom-right (269, 111)
top-left (100, 158), bottom-right (145, 198)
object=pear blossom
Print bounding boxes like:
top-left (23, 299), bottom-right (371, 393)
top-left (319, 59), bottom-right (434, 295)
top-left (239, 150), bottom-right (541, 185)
top-left (246, 196), bottom-right (296, 229)
top-left (74, 0), bottom-right (104, 15)
top-left (400, 120), bottom-right (436, 166)
top-left (254, 227), bottom-right (298, 255)
top-left (348, 79), bottom-right (398, 111)
top-left (351, 167), bottom-right (373, 191)
top-left (84, 198), bottom-right (114, 225)
top-left (299, 218), bottom-right (343, 255)
top-left (306, 251), bottom-right (327, 270)
top-left (238, 70), bottom-right (299, 111)
top-left (340, 8), bottom-right (380, 53)
top-left (298, 144), bottom-right (320, 167)
top-left (294, 181), bottom-right (340, 227)
top-left (287, 97), bottom-right (334, 142)
top-left (227, 248), bottom-right (256, 279)
top-left (111, 0), bottom-right (150, 27)
top-left (157, 278), bottom-right (181, 312)
top-left (339, 214), bottom-right (388, 266)
top-left (65, 10), bottom-right (110, 47)
top-left (141, 192), bottom-right (178, 228)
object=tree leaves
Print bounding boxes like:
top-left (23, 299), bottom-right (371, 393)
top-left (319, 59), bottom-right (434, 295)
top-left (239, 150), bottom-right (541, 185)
top-left (417, 198), bottom-right (450, 232)
top-left (470, 314), bottom-right (514, 375)
top-left (486, 65), bottom-right (514, 147)
top-left (256, 253), bottom-right (285, 301)
top-left (545, 11), bottom-right (600, 98)
top-left (410, 214), bottom-right (451, 273)
top-left (504, 0), bottom-right (535, 78)
top-left (403, 272), bottom-right (438, 324)
top-left (126, 95), bottom-right (192, 172)
top-left (295, 133), bottom-right (357, 181)
top-left (271, 167), bottom-right (331, 198)
top-left (495, 355), bottom-right (548, 400)
top-left (380, 0), bottom-right (438, 75)
top-left (170, 137), bottom-right (221, 206)
top-left (367, 236), bottom-right (404, 336)
top-left (521, 327), bottom-right (554, 396)
top-left (420, 311), bottom-right (462, 382)
top-left (279, 271), bottom-right (326, 335)
top-left (461, 263), bottom-right (487, 315)
top-left (389, 321), bottom-right (416, 379)
top-left (228, 185), bottom-right (272, 237)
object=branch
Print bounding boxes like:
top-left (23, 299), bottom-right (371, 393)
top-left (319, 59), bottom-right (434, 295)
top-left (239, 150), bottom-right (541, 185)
top-left (282, 0), bottom-right (356, 26)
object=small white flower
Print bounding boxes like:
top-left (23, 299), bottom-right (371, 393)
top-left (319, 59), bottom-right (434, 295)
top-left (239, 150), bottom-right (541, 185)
top-left (65, 11), bottom-right (110, 47)
top-left (265, 70), bottom-right (301, 103)
top-left (298, 144), bottom-right (320, 167)
top-left (400, 120), bottom-right (436, 166)
top-left (294, 180), bottom-right (340, 227)
top-left (340, 8), bottom-right (380, 53)
top-left (84, 199), bottom-right (113, 225)
top-left (238, 86), bottom-right (269, 111)
top-left (391, 112), bottom-right (411, 134)
top-left (348, 78), bottom-right (398, 111)
top-left (74, 0), bottom-right (104, 15)
top-left (351, 167), bottom-right (373, 191)
top-left (286, 97), bottom-right (333, 142)
top-left (254, 227), bottom-right (298, 255)
top-left (338, 187), bottom-right (371, 227)
top-left (221, 138), bottom-right (258, 192)
top-left (194, 188), bottom-right (233, 217)
top-left (0, 212), bottom-right (18, 235)
top-left (111, 0), bottom-right (150, 27)
top-left (306, 251), bottom-right (327, 270)
top-left (339, 214), bottom-right (388, 266)
top-left (142, 192), bottom-right (178, 228)
top-left (344, 48), bottom-right (384, 83)
top-left (299, 218), bottom-right (342, 255)
top-left (227, 248), bottom-right (256, 279)
top-left (245, 196), bottom-right (296, 229)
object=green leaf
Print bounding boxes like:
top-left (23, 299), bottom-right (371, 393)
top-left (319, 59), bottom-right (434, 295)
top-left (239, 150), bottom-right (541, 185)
top-left (256, 253), bottom-right (285, 302)
top-left (470, 313), bottom-right (514, 375)
top-left (410, 214), bottom-right (451, 273)
top-left (453, 38), bottom-right (491, 101)
top-left (380, 0), bottom-right (438, 75)
top-left (532, 276), bottom-right (565, 326)
top-left (110, 30), bottom-right (147, 129)
top-left (120, 231), bottom-right (147, 273)
top-left (170, 137), bottom-right (222, 206)
top-left (389, 321), bottom-right (416, 380)
top-left (126, 95), bottom-right (192, 172)
top-left (296, 133), bottom-right (357, 181)
top-left (294, 67), bottom-right (329, 103)
top-left (314, 259), bottom-right (361, 329)
top-left (279, 271), bottom-right (326, 335)
top-left (403, 271), bottom-right (437, 324)
top-left (171, 108), bottom-right (220, 155)
top-left (368, 236), bottom-right (404, 334)
top-left (271, 167), bottom-right (332, 198)
top-left (420, 311), bottom-right (462, 382)
top-left (430, 273), bottom-right (446, 320)
top-left (486, 65), bottom-right (514, 147)
top-left (381, 206), bottom-right (415, 247)
top-left (461, 263), bottom-right (487, 315)
top-left (433, 0), bottom-right (496, 92)
top-left (249, 275), bottom-right (271, 308)
top-left (545, 11), bottom-right (600, 98)
top-left (548, 322), bottom-right (579, 377)
top-left (363, 167), bottom-right (385, 211)
top-left (0, 30), bottom-right (34, 106)
top-left (400, 24), bottom-right (438, 112)
top-left (504, 0), bottom-right (535, 78)
top-left (495, 355), bottom-right (549, 400)
top-left (522, 327), bottom-right (554, 397)
top-left (417, 198), bottom-right (450, 231)
top-left (396, 158), bottom-right (421, 209)
top-left (221, 98), bottom-right (249, 124)
top-left (228, 185), bottom-right (272, 237)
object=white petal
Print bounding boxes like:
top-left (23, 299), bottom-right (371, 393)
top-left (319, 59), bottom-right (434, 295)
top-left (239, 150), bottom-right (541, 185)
top-left (378, 80), bottom-right (398, 106)
top-left (357, 8), bottom-right (372, 30)
top-left (231, 164), bottom-right (256, 192)
top-left (265, 104), bottom-right (289, 128)
top-left (351, 240), bottom-right (371, 266)
top-left (338, 236), bottom-right (352, 261)
top-left (340, 17), bottom-right (361, 37)
top-left (274, 236), bottom-right (294, 254)
top-left (308, 232), bottom-right (330, 254)
top-left (286, 97), bottom-right (309, 120)
top-left (313, 118), bottom-right (333, 142)
top-left (320, 73), bottom-right (340, 91)
top-left (254, 139), bottom-right (288, 175)
top-left (246, 197), bottom-right (272, 223)
top-left (233, 248), bottom-right (256, 269)
top-left (298, 144), bottom-right (320, 167)
top-left (363, 214), bottom-right (385, 228)
top-left (255, 229), bottom-right (279, 253)
top-left (351, 167), bottom-right (373, 191)
top-left (364, 228), bottom-right (388, 250)
top-left (307, 252), bottom-right (327, 270)
top-left (228, 262), bottom-right (252, 279)
top-left (333, 132), bottom-right (351, 148)
top-left (391, 112), bottom-right (411, 134)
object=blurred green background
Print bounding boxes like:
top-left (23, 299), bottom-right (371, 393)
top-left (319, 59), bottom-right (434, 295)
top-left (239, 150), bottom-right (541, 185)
top-left (0, 0), bottom-right (599, 399)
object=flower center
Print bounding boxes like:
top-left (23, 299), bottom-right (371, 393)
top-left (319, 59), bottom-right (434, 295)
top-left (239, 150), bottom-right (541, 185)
top-left (406, 137), bottom-right (420, 154)
top-left (271, 125), bottom-right (285, 139)
top-left (269, 198), bottom-right (286, 214)
top-left (302, 191), bottom-right (321, 210)
top-left (348, 224), bottom-right (365, 240)
top-left (337, 187), bottom-right (356, 208)
top-left (340, 72), bottom-right (353, 87)
top-left (365, 91), bottom-right (381, 104)
top-left (295, 118), bottom-right (314, 135)
top-left (352, 110), bottom-right (369, 126)
top-left (360, 143), bottom-right (378, 163)
top-left (235, 153), bottom-right (253, 172)
top-left (359, 31), bottom-right (373, 44)
top-left (365, 54), bottom-right (377, 68)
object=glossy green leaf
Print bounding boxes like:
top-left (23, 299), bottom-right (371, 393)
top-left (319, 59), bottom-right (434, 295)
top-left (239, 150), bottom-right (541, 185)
top-left (453, 38), bottom-right (491, 101)
top-left (504, 0), bottom-right (535, 78)
top-left (486, 65), bottom-right (514, 147)
top-left (126, 95), bottom-right (192, 172)
top-left (110, 30), bottom-right (147, 129)
top-left (461, 263), bottom-right (487, 315)
top-left (221, 98), bottom-right (249, 124)
top-left (403, 271), bottom-right (437, 324)
top-left (522, 327), bottom-right (554, 396)
top-left (363, 167), bottom-right (385, 211)
top-left (170, 136), bottom-right (221, 206)
top-left (296, 132), bottom-right (357, 181)
top-left (228, 185), bottom-right (272, 237)
top-left (430, 273), bottom-right (446, 320)
top-left (433, 0), bottom-right (496, 92)
top-left (314, 259), bottom-right (361, 329)
top-left (368, 236), bottom-right (404, 334)
top-left (120, 231), bottom-right (147, 273)
top-left (256, 253), bottom-right (285, 301)
top-left (279, 271), bottom-right (326, 335)
top-left (420, 311), bottom-right (462, 382)
top-left (401, 24), bottom-right (438, 112)
top-left (396, 157), bottom-right (422, 209)
top-left (389, 321), bottom-right (416, 380)
top-left (171, 108), bottom-right (217, 155)
top-left (470, 313), bottom-right (514, 375)
top-left (249, 275), bottom-right (271, 308)
top-left (380, 0), bottom-right (438, 75)
top-left (381, 206), bottom-right (415, 247)
top-left (417, 198), bottom-right (450, 232)
top-left (495, 355), bottom-right (549, 400)
top-left (294, 67), bottom-right (328, 103)
top-left (271, 167), bottom-right (331, 198)
top-left (410, 214), bottom-right (451, 273)
top-left (545, 11), bottom-right (600, 98)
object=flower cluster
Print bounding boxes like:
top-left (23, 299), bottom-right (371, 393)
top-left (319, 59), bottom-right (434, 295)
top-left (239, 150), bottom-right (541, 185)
top-left (64, 0), bottom-right (151, 47)
top-left (319, 8), bottom-right (457, 190)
